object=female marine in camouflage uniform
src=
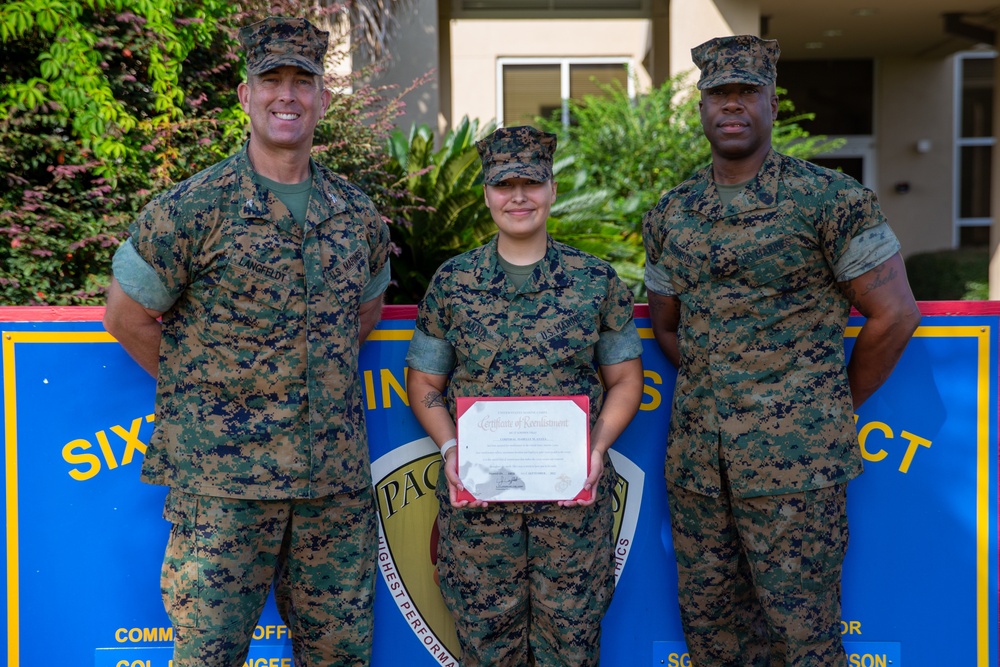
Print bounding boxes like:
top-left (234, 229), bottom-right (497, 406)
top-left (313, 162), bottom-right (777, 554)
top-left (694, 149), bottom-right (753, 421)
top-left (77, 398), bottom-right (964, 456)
top-left (406, 126), bottom-right (644, 666)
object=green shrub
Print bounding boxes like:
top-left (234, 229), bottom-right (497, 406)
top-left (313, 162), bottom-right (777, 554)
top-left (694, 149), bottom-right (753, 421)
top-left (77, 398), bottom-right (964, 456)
top-left (904, 248), bottom-right (989, 301)
top-left (382, 117), bottom-right (496, 304)
top-left (0, 2), bottom-right (243, 304)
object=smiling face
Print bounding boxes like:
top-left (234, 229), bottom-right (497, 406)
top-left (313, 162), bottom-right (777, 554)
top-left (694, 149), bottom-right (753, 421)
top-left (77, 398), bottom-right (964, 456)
top-left (699, 82), bottom-right (778, 178)
top-left (484, 177), bottom-right (557, 245)
top-left (237, 65), bottom-right (331, 156)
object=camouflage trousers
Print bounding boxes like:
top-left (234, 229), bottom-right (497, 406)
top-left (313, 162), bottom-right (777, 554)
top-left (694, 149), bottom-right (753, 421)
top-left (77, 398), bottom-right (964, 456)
top-left (666, 479), bottom-right (849, 667)
top-left (160, 486), bottom-right (377, 667)
top-left (436, 468), bottom-right (616, 667)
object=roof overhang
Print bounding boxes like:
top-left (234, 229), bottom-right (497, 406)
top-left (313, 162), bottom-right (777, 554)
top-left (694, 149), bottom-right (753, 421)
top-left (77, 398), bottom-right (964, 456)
top-left (759, 0), bottom-right (1000, 60)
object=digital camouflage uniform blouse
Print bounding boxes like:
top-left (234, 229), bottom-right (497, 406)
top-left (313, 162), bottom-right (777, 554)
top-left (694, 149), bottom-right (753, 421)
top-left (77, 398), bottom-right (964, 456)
top-left (408, 235), bottom-right (641, 430)
top-left (115, 146), bottom-right (391, 500)
top-left (642, 150), bottom-right (900, 499)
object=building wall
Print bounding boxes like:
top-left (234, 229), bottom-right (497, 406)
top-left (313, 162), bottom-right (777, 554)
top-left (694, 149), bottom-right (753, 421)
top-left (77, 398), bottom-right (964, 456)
top-left (670, 0), bottom-right (760, 82)
top-left (991, 55), bottom-right (1000, 299)
top-left (449, 18), bottom-right (653, 129)
top-left (875, 58), bottom-right (956, 258)
top-left (367, 0), bottom-right (442, 135)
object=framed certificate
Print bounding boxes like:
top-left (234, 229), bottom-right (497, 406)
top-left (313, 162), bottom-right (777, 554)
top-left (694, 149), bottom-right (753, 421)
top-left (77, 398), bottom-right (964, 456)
top-left (454, 395), bottom-right (591, 503)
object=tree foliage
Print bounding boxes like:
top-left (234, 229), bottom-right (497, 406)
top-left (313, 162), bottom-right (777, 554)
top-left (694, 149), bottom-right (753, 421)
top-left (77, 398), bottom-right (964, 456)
top-left (0, 0), bottom-right (417, 305)
top-left (0, 1), bottom-right (230, 303)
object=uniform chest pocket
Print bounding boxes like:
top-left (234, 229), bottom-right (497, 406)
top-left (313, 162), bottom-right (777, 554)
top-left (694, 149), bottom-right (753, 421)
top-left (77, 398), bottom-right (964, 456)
top-left (537, 314), bottom-right (599, 368)
top-left (740, 246), bottom-right (807, 289)
top-left (205, 263), bottom-right (293, 364)
top-left (321, 235), bottom-right (370, 308)
top-left (666, 239), bottom-right (705, 293)
top-left (447, 319), bottom-right (502, 375)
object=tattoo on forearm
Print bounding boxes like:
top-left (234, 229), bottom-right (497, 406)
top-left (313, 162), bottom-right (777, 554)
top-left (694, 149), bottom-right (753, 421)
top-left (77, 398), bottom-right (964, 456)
top-left (860, 264), bottom-right (897, 296)
top-left (421, 390), bottom-right (445, 409)
top-left (839, 264), bottom-right (898, 301)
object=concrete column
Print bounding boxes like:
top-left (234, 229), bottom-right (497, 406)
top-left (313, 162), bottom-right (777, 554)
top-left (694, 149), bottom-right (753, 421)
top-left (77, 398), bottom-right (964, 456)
top-left (990, 56), bottom-right (1000, 298)
top-left (367, 0), bottom-right (442, 137)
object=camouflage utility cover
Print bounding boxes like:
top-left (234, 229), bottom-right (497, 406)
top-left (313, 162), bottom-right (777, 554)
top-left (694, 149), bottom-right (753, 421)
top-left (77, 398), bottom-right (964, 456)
top-left (126, 145), bottom-right (390, 499)
top-left (692, 34), bottom-right (780, 90)
top-left (642, 150), bottom-right (900, 499)
top-left (476, 126), bottom-right (557, 185)
top-left (239, 16), bottom-right (329, 76)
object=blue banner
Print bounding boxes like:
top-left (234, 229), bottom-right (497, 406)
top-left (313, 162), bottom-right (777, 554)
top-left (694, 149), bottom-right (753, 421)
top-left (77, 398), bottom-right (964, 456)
top-left (0, 306), bottom-right (996, 667)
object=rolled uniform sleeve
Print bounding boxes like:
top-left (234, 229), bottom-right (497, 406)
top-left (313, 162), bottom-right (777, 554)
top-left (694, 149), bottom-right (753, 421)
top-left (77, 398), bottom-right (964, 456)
top-left (596, 269), bottom-right (644, 366)
top-left (819, 184), bottom-right (900, 282)
top-left (643, 260), bottom-right (677, 297)
top-left (833, 222), bottom-right (901, 282)
top-left (111, 239), bottom-right (178, 312)
top-left (362, 261), bottom-right (391, 302)
top-left (405, 328), bottom-right (457, 375)
top-left (596, 324), bottom-right (642, 366)
top-left (641, 201), bottom-right (679, 297)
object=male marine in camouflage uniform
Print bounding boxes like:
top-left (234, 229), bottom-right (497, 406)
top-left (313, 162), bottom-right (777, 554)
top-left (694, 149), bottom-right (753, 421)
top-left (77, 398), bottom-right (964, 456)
top-left (642, 36), bottom-right (920, 666)
top-left (405, 126), bottom-right (644, 666)
top-left (103, 16), bottom-right (390, 667)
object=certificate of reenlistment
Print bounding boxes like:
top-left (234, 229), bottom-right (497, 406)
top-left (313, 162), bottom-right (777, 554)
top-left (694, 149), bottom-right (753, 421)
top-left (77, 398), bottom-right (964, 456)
top-left (454, 396), bottom-right (591, 503)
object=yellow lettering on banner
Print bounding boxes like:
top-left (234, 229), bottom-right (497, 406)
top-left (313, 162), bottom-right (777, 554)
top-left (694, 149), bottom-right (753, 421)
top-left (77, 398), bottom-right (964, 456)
top-left (857, 421), bottom-right (891, 462)
top-left (667, 653), bottom-right (691, 667)
top-left (898, 430), bottom-right (932, 473)
top-left (856, 419), bottom-right (933, 473)
top-left (62, 413), bottom-right (156, 481)
top-left (115, 661), bottom-right (151, 667)
top-left (840, 620), bottom-right (862, 634)
top-left (243, 659), bottom-right (292, 667)
top-left (112, 417), bottom-right (149, 465)
top-left (96, 429), bottom-right (119, 470)
top-left (641, 370), bottom-right (662, 411)
top-left (142, 627), bottom-right (172, 642)
top-left (63, 439), bottom-right (101, 481)
top-left (115, 627), bottom-right (173, 643)
top-left (252, 625), bottom-right (289, 641)
top-left (848, 653), bottom-right (887, 667)
top-left (364, 370), bottom-right (377, 410)
top-left (381, 368), bottom-right (408, 408)
top-left (361, 367), bottom-right (410, 410)
top-left (361, 362), bottom-right (661, 411)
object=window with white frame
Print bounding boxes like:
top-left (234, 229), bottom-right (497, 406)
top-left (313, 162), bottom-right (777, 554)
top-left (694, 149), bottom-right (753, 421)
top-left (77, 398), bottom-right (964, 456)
top-left (497, 57), bottom-right (635, 128)
top-left (454, 0), bottom-right (645, 19)
top-left (955, 51), bottom-right (995, 248)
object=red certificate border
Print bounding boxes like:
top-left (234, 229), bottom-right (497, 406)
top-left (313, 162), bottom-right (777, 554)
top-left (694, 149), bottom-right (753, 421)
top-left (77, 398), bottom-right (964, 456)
top-left (454, 395), bottom-right (591, 503)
